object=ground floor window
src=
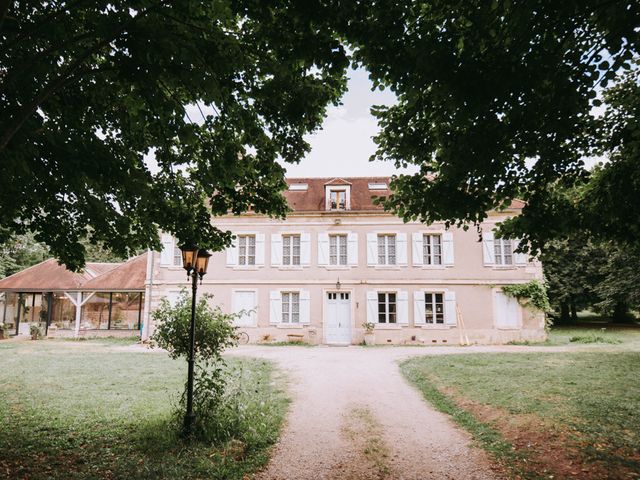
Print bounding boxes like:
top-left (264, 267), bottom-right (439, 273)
top-left (281, 292), bottom-right (300, 324)
top-left (378, 292), bottom-right (397, 323)
top-left (425, 292), bottom-right (444, 324)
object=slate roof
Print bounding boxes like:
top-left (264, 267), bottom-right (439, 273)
top-left (284, 177), bottom-right (524, 213)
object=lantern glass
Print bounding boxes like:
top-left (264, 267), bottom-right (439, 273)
top-left (196, 250), bottom-right (212, 277)
top-left (180, 244), bottom-right (199, 272)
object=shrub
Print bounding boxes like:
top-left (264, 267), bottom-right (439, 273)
top-left (151, 290), bottom-right (241, 441)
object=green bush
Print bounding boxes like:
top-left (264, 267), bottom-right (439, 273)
top-left (569, 333), bottom-right (622, 344)
top-left (151, 290), bottom-right (241, 442)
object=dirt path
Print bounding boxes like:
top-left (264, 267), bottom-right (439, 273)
top-left (228, 345), bottom-right (548, 480)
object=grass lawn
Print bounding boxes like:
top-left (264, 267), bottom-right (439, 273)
top-left (401, 348), bottom-right (640, 479)
top-left (0, 339), bottom-right (288, 480)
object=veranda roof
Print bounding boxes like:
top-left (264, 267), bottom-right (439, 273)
top-left (81, 253), bottom-right (147, 291)
top-left (0, 253), bottom-right (147, 292)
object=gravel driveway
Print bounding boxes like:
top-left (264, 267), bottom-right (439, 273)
top-left (228, 345), bottom-right (542, 480)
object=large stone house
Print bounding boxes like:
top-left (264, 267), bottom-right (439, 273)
top-left (149, 177), bottom-right (546, 345)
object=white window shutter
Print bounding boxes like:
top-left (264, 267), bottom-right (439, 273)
top-left (318, 233), bottom-right (329, 265)
top-left (397, 290), bottom-right (409, 325)
top-left (414, 291), bottom-right (426, 325)
top-left (514, 239), bottom-right (528, 265)
top-left (269, 290), bottom-right (282, 324)
top-left (482, 231), bottom-right (495, 265)
top-left (347, 232), bottom-right (358, 266)
top-left (443, 232), bottom-right (454, 265)
top-left (255, 233), bottom-right (265, 266)
top-left (271, 234), bottom-right (282, 266)
top-left (412, 233), bottom-right (424, 266)
top-left (366, 233), bottom-right (377, 266)
top-left (299, 290), bottom-right (311, 324)
top-left (160, 233), bottom-right (173, 265)
top-left (226, 239), bottom-right (238, 266)
top-left (300, 233), bottom-right (311, 266)
top-left (396, 233), bottom-right (408, 265)
top-left (444, 290), bottom-right (457, 326)
top-left (366, 291), bottom-right (378, 323)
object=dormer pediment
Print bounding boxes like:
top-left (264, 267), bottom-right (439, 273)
top-left (323, 178), bottom-right (353, 186)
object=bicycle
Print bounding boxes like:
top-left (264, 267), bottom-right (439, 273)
top-left (236, 330), bottom-right (250, 345)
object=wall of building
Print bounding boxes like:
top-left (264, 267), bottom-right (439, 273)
top-left (147, 211), bottom-right (546, 345)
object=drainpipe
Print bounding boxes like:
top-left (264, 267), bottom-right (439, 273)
top-left (141, 249), bottom-right (154, 341)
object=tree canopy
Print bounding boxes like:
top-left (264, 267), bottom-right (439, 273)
top-left (2, 1), bottom-right (639, 270)
top-left (344, 1), bottom-right (639, 251)
top-left (1, 1), bottom-right (348, 270)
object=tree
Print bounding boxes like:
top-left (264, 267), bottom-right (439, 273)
top-left (542, 237), bottom-right (640, 323)
top-left (343, 1), bottom-right (639, 251)
top-left (1, 1), bottom-right (349, 270)
top-left (0, 232), bottom-right (49, 278)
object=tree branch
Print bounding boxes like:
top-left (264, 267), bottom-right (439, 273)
top-left (0, 3), bottom-right (163, 153)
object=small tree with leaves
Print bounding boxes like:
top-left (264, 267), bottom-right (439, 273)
top-left (151, 291), bottom-right (240, 441)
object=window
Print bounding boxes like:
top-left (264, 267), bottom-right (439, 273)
top-left (494, 239), bottom-right (514, 265)
top-left (173, 245), bottom-right (182, 266)
top-left (329, 190), bottom-right (346, 210)
top-left (238, 235), bottom-right (256, 265)
top-left (282, 234), bottom-right (301, 265)
top-left (329, 234), bottom-right (348, 265)
top-left (423, 234), bottom-right (442, 265)
top-left (281, 292), bottom-right (300, 324)
top-left (377, 234), bottom-right (396, 265)
top-left (377, 292), bottom-right (396, 323)
top-left (425, 293), bottom-right (444, 324)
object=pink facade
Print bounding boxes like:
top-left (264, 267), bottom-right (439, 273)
top-left (146, 177), bottom-right (546, 345)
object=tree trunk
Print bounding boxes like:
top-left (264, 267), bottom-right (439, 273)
top-left (612, 301), bottom-right (630, 323)
top-left (558, 302), bottom-right (571, 324)
top-left (570, 302), bottom-right (578, 322)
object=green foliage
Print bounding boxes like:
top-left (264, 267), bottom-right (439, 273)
top-left (0, 2), bottom-right (349, 270)
top-left (344, 2), bottom-right (639, 250)
top-left (569, 333), bottom-right (622, 345)
top-left (29, 324), bottom-right (43, 340)
top-left (541, 236), bottom-right (640, 321)
top-left (151, 290), bottom-right (240, 441)
top-left (501, 280), bottom-right (551, 313)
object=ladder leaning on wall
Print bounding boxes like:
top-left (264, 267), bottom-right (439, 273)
top-left (456, 304), bottom-right (470, 346)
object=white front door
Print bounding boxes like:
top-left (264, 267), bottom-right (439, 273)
top-left (325, 292), bottom-right (351, 344)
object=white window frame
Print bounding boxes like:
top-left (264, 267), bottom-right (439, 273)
top-left (494, 238), bottom-right (514, 266)
top-left (377, 234), bottom-right (396, 265)
top-left (377, 292), bottom-right (397, 324)
top-left (329, 234), bottom-right (348, 266)
top-left (424, 291), bottom-right (445, 324)
top-left (281, 291), bottom-right (300, 324)
top-left (423, 234), bottom-right (443, 266)
top-left (282, 234), bottom-right (301, 266)
top-left (325, 185), bottom-right (351, 211)
top-left (237, 234), bottom-right (256, 266)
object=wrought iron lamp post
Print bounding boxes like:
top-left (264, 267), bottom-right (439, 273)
top-left (179, 244), bottom-right (212, 437)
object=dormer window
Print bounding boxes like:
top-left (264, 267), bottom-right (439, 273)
top-left (330, 189), bottom-right (346, 210)
top-left (324, 179), bottom-right (351, 211)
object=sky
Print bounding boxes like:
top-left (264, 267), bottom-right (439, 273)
top-left (278, 68), bottom-right (419, 178)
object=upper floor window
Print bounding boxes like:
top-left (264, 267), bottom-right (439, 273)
top-left (172, 245), bottom-right (183, 267)
top-left (425, 292), bottom-right (444, 324)
top-left (329, 234), bottom-right (348, 265)
top-left (377, 234), bottom-right (396, 265)
top-left (494, 239), bottom-right (514, 265)
top-left (282, 234), bottom-right (301, 266)
top-left (329, 189), bottom-right (346, 210)
top-left (423, 234), bottom-right (442, 265)
top-left (281, 292), bottom-right (300, 324)
top-left (238, 235), bottom-right (256, 266)
top-left (378, 292), bottom-right (397, 323)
